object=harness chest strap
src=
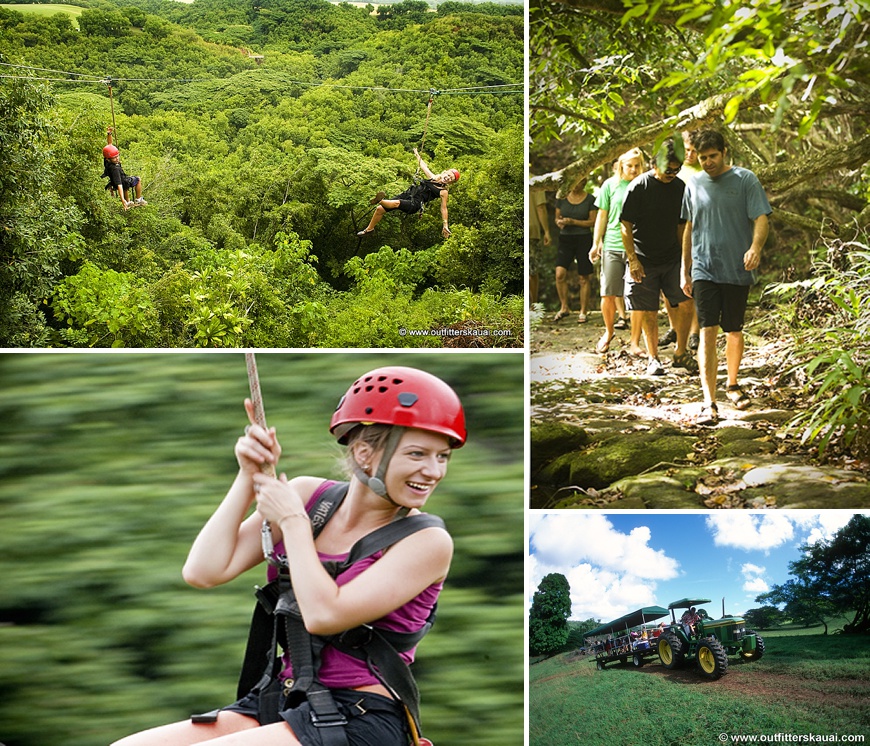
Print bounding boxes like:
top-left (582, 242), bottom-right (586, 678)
top-left (235, 481), bottom-right (443, 742)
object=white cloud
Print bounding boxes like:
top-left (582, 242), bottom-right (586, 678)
top-left (743, 577), bottom-right (769, 593)
top-left (705, 513), bottom-right (794, 551)
top-left (529, 514), bottom-right (680, 621)
top-left (741, 563), bottom-right (766, 576)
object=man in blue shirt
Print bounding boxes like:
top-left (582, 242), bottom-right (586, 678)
top-left (681, 129), bottom-right (772, 424)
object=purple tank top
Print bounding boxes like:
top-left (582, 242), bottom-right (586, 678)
top-left (268, 480), bottom-right (443, 689)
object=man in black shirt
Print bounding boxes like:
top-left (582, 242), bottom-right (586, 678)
top-left (358, 148), bottom-right (459, 238)
top-left (620, 141), bottom-right (696, 376)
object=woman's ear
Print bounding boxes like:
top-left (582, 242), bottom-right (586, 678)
top-left (350, 440), bottom-right (374, 471)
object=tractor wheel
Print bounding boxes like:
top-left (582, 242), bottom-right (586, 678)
top-left (658, 632), bottom-right (685, 670)
top-left (739, 630), bottom-right (766, 661)
top-left (632, 653), bottom-right (645, 668)
top-left (596, 659), bottom-right (606, 671)
top-left (696, 637), bottom-right (728, 680)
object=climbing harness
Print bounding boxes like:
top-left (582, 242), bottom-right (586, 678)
top-left (194, 481), bottom-right (442, 746)
top-left (244, 352), bottom-right (284, 567)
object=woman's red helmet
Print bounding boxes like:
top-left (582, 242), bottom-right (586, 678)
top-left (330, 366), bottom-right (466, 447)
top-left (451, 169), bottom-right (460, 181)
top-left (103, 145), bottom-right (120, 159)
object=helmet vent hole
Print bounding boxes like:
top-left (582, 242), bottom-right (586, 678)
top-left (379, 386), bottom-right (388, 393)
top-left (365, 385), bottom-right (374, 392)
top-left (365, 407), bottom-right (373, 415)
top-left (392, 378), bottom-right (403, 385)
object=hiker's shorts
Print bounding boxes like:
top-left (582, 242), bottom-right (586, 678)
top-left (555, 233), bottom-right (594, 276)
top-left (624, 257), bottom-right (690, 312)
top-left (600, 250), bottom-right (627, 297)
top-left (693, 279), bottom-right (750, 332)
top-left (220, 687), bottom-right (407, 745)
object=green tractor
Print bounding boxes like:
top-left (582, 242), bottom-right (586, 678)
top-left (657, 598), bottom-right (765, 680)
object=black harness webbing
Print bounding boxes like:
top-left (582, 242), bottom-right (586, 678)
top-left (232, 481), bottom-right (443, 743)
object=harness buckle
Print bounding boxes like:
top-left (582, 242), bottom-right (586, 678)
top-left (338, 624), bottom-right (374, 648)
top-left (310, 710), bottom-right (348, 728)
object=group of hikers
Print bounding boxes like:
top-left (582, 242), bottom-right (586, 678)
top-left (100, 135), bottom-right (459, 236)
top-left (531, 128), bottom-right (772, 425)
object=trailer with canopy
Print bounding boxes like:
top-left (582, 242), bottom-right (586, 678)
top-left (585, 606), bottom-right (670, 670)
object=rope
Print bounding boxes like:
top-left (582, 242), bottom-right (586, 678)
top-left (413, 89), bottom-right (438, 181)
top-left (105, 79), bottom-right (118, 148)
top-left (245, 353), bottom-right (281, 567)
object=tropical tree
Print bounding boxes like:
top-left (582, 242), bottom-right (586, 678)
top-left (529, 572), bottom-right (572, 656)
top-left (758, 514), bottom-right (870, 635)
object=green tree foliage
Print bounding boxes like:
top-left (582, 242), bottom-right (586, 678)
top-left (758, 514), bottom-right (870, 635)
top-left (529, 572), bottom-right (572, 656)
top-left (1, 0), bottom-right (522, 347)
top-left (0, 73), bottom-right (84, 346)
top-left (742, 606), bottom-right (786, 630)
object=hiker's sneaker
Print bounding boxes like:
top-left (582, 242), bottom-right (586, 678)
top-left (658, 328), bottom-right (676, 347)
top-left (696, 402), bottom-right (719, 426)
top-left (646, 358), bottom-right (665, 376)
top-left (135, 197), bottom-right (147, 206)
top-left (369, 191), bottom-right (386, 205)
top-left (688, 332), bottom-right (700, 351)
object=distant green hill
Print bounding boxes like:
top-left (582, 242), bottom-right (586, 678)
top-left (0, 3), bottom-right (83, 28)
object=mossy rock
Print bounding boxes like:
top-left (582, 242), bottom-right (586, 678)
top-left (536, 427), bottom-right (695, 490)
top-left (531, 421), bottom-right (590, 468)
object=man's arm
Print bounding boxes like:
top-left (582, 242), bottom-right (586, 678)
top-left (744, 213), bottom-right (768, 271)
top-left (621, 220), bottom-right (644, 282)
top-left (535, 202), bottom-right (551, 246)
top-left (681, 220), bottom-right (693, 296)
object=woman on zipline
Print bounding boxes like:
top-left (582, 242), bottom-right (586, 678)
top-left (111, 365), bottom-right (465, 746)
top-left (357, 149), bottom-right (459, 238)
top-left (102, 127), bottom-right (146, 210)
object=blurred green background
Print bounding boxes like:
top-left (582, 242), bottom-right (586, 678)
top-left (0, 352), bottom-right (524, 746)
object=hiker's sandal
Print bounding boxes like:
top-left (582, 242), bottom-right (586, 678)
top-left (725, 385), bottom-right (751, 410)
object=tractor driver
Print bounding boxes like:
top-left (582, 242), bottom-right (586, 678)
top-left (680, 606), bottom-right (700, 636)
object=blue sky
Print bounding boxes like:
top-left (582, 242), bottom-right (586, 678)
top-left (528, 512), bottom-right (867, 623)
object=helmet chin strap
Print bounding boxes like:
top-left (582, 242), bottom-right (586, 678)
top-left (351, 426), bottom-right (406, 507)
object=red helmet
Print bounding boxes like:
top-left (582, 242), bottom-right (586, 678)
top-left (451, 169), bottom-right (460, 181)
top-left (103, 145), bottom-right (119, 159)
top-left (331, 366), bottom-right (466, 447)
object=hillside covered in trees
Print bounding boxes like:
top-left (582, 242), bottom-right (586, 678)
top-left (0, 0), bottom-right (523, 347)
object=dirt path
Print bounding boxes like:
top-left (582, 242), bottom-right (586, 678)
top-left (530, 309), bottom-right (870, 509)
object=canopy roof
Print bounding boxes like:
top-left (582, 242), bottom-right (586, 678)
top-left (667, 598), bottom-right (712, 610)
top-left (585, 606), bottom-right (670, 638)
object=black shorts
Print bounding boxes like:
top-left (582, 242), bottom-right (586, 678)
top-left (693, 279), bottom-right (750, 332)
top-left (555, 233), bottom-right (594, 275)
top-left (384, 188), bottom-right (425, 215)
top-left (220, 687), bottom-right (407, 746)
top-left (625, 258), bottom-right (690, 312)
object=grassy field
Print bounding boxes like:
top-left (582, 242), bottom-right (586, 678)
top-left (0, 3), bottom-right (83, 27)
top-left (530, 624), bottom-right (870, 746)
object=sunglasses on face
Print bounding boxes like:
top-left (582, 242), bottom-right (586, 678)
top-left (663, 167), bottom-right (680, 175)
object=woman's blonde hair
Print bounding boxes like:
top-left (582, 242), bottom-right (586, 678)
top-left (617, 148), bottom-right (644, 179)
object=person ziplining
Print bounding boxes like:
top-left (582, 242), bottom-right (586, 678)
top-left (101, 127), bottom-right (147, 210)
top-left (357, 148), bottom-right (459, 239)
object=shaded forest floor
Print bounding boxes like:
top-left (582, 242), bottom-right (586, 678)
top-left (530, 308), bottom-right (870, 509)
